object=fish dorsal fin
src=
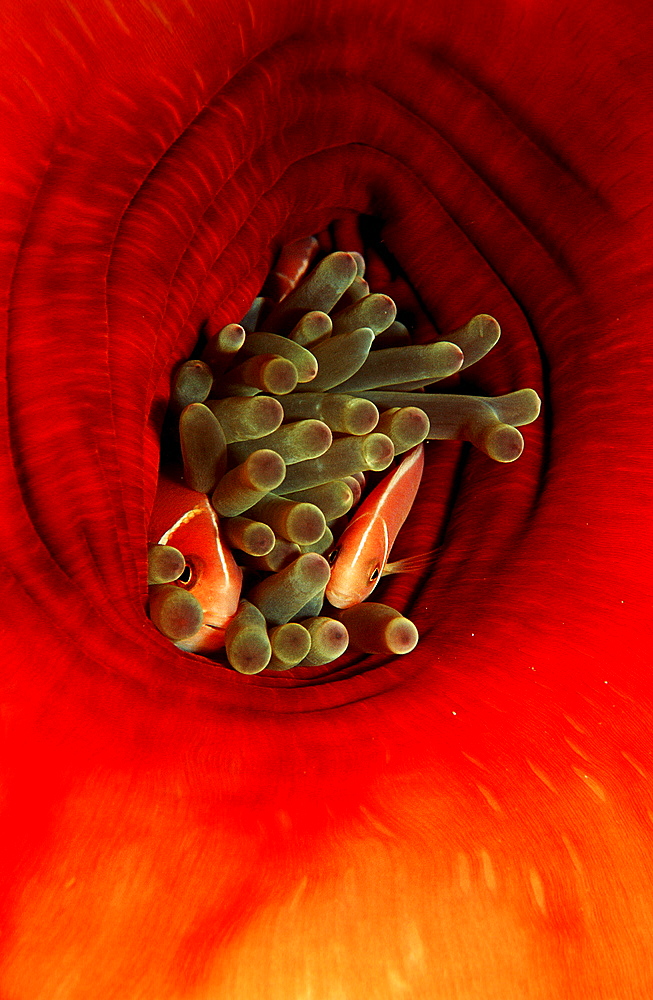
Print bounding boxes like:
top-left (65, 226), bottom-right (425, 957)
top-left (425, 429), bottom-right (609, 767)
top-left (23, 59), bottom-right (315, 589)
top-left (382, 548), bottom-right (439, 576)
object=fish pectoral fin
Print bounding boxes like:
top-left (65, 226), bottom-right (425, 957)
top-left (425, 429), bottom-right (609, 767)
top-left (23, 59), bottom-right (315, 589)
top-left (383, 548), bottom-right (439, 576)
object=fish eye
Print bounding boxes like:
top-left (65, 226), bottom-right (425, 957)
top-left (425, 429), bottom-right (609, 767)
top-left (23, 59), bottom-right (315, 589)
top-left (369, 566), bottom-right (380, 582)
top-left (177, 560), bottom-right (197, 588)
top-left (327, 547), bottom-right (340, 566)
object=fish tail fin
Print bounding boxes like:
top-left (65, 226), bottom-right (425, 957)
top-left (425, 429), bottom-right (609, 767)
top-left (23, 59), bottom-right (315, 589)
top-left (383, 548), bottom-right (439, 576)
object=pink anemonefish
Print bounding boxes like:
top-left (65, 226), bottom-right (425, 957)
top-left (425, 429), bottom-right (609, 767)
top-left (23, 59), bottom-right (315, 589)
top-left (326, 443), bottom-right (431, 609)
top-left (261, 236), bottom-right (320, 301)
top-left (149, 470), bottom-right (242, 653)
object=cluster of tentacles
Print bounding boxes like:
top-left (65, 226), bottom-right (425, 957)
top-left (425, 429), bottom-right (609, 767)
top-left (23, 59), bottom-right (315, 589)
top-left (147, 238), bottom-right (541, 673)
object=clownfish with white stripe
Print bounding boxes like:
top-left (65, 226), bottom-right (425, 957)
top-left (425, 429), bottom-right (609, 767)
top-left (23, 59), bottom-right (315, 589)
top-left (149, 470), bottom-right (242, 653)
top-left (326, 444), bottom-right (433, 609)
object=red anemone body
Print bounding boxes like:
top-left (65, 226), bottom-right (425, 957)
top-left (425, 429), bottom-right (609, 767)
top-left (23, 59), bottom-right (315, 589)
top-left (1, 0), bottom-right (653, 997)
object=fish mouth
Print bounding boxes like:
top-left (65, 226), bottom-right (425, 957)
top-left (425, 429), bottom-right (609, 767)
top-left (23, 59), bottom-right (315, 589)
top-left (325, 589), bottom-right (356, 610)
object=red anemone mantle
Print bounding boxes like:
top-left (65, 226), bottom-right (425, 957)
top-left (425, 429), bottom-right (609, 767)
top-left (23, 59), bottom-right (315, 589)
top-left (1, 0), bottom-right (653, 996)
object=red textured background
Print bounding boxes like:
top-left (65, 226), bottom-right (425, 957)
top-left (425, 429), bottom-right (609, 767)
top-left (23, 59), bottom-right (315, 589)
top-left (1, 0), bottom-right (652, 996)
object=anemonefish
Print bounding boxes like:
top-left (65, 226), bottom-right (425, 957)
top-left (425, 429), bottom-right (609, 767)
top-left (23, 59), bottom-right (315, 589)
top-left (149, 469), bottom-right (242, 653)
top-left (261, 236), bottom-right (319, 300)
top-left (326, 443), bottom-right (429, 609)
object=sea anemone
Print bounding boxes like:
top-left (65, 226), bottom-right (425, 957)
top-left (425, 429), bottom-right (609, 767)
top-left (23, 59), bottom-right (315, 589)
top-left (1, 0), bottom-right (652, 996)
top-left (149, 243), bottom-right (541, 668)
